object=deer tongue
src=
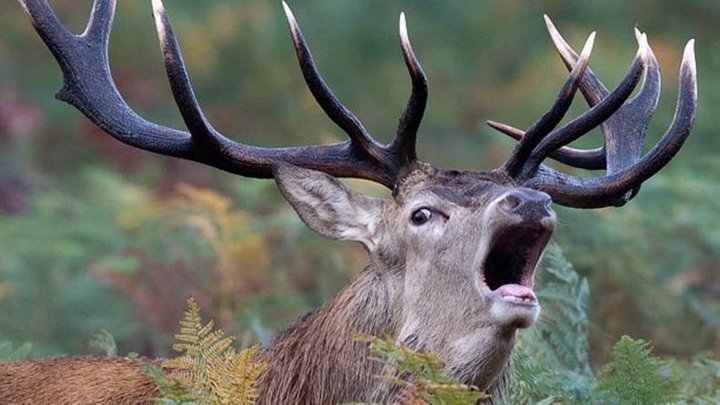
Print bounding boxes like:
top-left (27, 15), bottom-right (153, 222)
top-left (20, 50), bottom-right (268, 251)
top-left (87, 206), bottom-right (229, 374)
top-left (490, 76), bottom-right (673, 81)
top-left (496, 284), bottom-right (537, 301)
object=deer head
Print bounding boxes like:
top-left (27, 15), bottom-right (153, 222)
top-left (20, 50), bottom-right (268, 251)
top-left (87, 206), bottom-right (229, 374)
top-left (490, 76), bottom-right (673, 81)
top-left (14, 0), bottom-right (697, 402)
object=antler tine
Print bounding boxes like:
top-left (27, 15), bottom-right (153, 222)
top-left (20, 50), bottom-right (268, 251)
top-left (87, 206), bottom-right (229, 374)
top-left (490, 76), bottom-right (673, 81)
top-left (83, 0), bottom-right (114, 41)
top-left (547, 19), bottom-right (662, 175)
top-left (18, 0), bottom-right (74, 48)
top-left (521, 34), bottom-right (648, 176)
top-left (487, 120), bottom-right (605, 169)
top-left (151, 0), bottom-right (221, 152)
top-left (502, 32), bottom-right (595, 178)
top-left (486, 120), bottom-right (524, 141)
top-left (281, 2), bottom-right (383, 159)
top-left (494, 15), bottom-right (611, 171)
top-left (390, 12), bottom-right (428, 165)
top-left (526, 40), bottom-right (697, 208)
top-left (544, 15), bottom-right (609, 106)
top-left (602, 28), bottom-right (661, 175)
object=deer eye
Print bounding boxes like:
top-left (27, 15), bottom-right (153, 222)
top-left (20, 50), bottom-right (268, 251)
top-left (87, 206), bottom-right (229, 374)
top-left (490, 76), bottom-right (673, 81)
top-left (410, 208), bottom-right (433, 225)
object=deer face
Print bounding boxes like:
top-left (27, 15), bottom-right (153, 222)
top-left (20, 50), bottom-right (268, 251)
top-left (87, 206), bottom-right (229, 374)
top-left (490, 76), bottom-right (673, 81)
top-left (388, 164), bottom-right (555, 331)
top-left (275, 162), bottom-right (555, 382)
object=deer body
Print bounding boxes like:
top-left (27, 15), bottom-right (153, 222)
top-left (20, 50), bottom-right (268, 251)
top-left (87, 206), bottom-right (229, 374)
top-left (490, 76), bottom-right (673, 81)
top-left (3, 0), bottom-right (696, 403)
top-left (2, 166), bottom-right (553, 404)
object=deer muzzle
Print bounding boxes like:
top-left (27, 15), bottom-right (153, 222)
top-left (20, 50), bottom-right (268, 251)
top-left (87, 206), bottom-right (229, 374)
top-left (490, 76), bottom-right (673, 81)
top-left (477, 189), bottom-right (556, 328)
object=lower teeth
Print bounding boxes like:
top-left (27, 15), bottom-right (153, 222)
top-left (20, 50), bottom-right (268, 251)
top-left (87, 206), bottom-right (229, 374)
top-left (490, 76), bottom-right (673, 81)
top-left (502, 295), bottom-right (534, 304)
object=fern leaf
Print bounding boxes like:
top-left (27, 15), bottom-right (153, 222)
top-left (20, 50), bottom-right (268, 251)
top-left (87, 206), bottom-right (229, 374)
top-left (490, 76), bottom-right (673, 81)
top-left (359, 334), bottom-right (486, 404)
top-left (199, 330), bottom-right (234, 361)
top-left (144, 363), bottom-right (198, 404)
top-left (154, 296), bottom-right (265, 404)
top-left (88, 329), bottom-right (117, 357)
top-left (594, 336), bottom-right (681, 404)
top-left (206, 346), bottom-right (265, 405)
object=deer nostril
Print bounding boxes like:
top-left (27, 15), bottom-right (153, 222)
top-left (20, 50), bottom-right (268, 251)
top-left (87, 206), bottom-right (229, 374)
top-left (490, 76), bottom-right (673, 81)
top-left (498, 189), bottom-right (553, 219)
top-left (499, 194), bottom-right (522, 213)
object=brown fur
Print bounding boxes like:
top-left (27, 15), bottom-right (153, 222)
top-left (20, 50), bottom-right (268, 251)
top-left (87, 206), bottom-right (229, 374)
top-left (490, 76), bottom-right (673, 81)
top-left (255, 266), bottom-right (398, 404)
top-left (0, 356), bottom-right (158, 404)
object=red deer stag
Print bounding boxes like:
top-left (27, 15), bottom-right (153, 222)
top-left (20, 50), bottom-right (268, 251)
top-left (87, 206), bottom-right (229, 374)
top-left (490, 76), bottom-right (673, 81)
top-left (1, 0), bottom-right (696, 403)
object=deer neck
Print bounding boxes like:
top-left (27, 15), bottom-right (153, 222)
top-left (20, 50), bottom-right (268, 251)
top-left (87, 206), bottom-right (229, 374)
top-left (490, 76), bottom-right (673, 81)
top-left (255, 262), bottom-right (404, 404)
top-left (255, 257), bottom-right (517, 403)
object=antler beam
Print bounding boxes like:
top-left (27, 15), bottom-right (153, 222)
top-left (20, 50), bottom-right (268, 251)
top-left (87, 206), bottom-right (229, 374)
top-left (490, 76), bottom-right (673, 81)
top-left (18, 0), bottom-right (429, 189)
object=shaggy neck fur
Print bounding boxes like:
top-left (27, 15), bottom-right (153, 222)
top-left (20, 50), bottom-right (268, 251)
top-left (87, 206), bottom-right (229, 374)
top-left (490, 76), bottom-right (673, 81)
top-left (254, 260), bottom-right (515, 404)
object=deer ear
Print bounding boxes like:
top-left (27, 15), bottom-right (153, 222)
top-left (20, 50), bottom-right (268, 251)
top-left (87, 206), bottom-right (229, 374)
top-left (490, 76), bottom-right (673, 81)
top-left (273, 165), bottom-right (384, 251)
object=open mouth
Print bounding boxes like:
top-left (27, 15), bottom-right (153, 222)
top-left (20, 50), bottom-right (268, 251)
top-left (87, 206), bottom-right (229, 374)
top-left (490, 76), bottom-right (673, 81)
top-left (480, 224), bottom-right (552, 305)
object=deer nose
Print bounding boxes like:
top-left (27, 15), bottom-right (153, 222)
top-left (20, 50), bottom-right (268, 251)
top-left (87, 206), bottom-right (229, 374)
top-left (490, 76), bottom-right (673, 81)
top-left (498, 189), bottom-right (553, 221)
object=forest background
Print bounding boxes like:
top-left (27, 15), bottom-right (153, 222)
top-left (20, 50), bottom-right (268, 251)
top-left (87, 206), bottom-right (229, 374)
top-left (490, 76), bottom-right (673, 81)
top-left (0, 0), bottom-right (717, 379)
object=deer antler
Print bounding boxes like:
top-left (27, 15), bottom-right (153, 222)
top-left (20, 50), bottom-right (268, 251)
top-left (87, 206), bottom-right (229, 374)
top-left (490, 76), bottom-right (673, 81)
top-left (18, 0), bottom-right (427, 189)
top-left (490, 16), bottom-right (696, 208)
top-left (19, 0), bottom-right (697, 208)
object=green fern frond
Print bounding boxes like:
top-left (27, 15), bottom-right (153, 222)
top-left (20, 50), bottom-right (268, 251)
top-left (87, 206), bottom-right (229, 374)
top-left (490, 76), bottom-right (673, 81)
top-left (358, 335), bottom-right (486, 404)
top-left (502, 348), bottom-right (567, 404)
top-left (530, 243), bottom-right (592, 377)
top-left (594, 336), bottom-right (681, 404)
top-left (88, 329), bottom-right (117, 357)
top-left (144, 363), bottom-right (197, 404)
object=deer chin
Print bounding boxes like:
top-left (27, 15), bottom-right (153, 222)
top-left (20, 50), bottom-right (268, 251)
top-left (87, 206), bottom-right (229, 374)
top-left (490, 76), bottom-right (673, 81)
top-left (479, 223), bottom-right (553, 328)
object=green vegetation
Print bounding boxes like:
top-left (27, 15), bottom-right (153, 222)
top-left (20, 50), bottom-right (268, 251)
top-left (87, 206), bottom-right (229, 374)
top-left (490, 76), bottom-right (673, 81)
top-left (0, 341), bottom-right (32, 362)
top-left (0, 0), bottom-right (717, 402)
top-left (504, 245), bottom-right (719, 404)
top-left (3, 246), bottom-right (716, 403)
top-left (359, 335), bottom-right (486, 404)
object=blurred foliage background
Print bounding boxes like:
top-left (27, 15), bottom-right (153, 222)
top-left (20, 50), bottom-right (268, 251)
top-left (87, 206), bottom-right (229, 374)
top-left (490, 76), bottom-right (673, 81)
top-left (0, 0), bottom-right (717, 369)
